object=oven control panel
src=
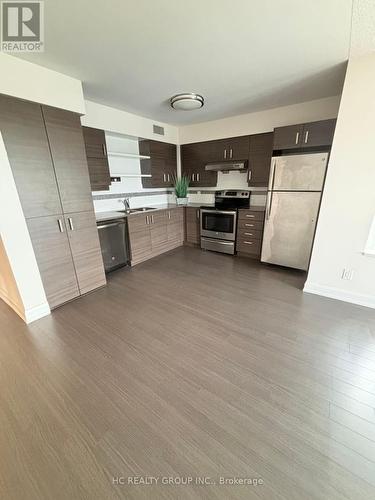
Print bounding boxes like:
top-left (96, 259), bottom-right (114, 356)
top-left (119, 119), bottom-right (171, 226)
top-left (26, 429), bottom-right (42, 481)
top-left (215, 190), bottom-right (250, 198)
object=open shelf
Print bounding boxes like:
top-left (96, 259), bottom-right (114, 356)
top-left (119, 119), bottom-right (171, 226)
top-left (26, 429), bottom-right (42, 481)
top-left (108, 151), bottom-right (151, 160)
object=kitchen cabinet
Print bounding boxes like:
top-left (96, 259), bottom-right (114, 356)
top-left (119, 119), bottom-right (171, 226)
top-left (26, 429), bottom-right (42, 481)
top-left (64, 211), bottom-right (106, 294)
top-left (185, 207), bottom-right (201, 245)
top-left (273, 119), bottom-right (336, 150)
top-left (181, 142), bottom-right (217, 187)
top-left (127, 208), bottom-right (184, 265)
top-left (0, 94), bottom-right (62, 218)
top-left (127, 213), bottom-right (153, 265)
top-left (300, 119), bottom-right (336, 147)
top-left (139, 140), bottom-right (177, 188)
top-left (82, 126), bottom-right (111, 191)
top-left (167, 208), bottom-right (184, 246)
top-left (236, 209), bottom-right (265, 259)
top-left (42, 106), bottom-right (94, 213)
top-left (26, 216), bottom-right (80, 309)
top-left (211, 135), bottom-right (250, 161)
top-left (1, 95), bottom-right (106, 309)
top-left (248, 132), bottom-right (273, 187)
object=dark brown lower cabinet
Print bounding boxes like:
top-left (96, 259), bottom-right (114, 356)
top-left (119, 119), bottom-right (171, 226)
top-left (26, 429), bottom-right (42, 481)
top-left (27, 216), bottom-right (80, 309)
top-left (64, 211), bottom-right (106, 294)
top-left (128, 209), bottom-right (184, 265)
top-left (236, 209), bottom-right (265, 259)
top-left (185, 207), bottom-right (200, 245)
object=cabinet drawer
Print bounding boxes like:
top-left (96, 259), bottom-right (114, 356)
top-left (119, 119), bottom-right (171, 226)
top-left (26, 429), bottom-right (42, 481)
top-left (237, 220), bottom-right (264, 231)
top-left (238, 210), bottom-right (265, 221)
top-left (237, 228), bottom-right (263, 240)
top-left (236, 238), bottom-right (262, 255)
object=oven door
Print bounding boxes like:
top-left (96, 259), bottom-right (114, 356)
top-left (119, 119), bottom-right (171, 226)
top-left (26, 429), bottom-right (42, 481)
top-left (200, 210), bottom-right (237, 241)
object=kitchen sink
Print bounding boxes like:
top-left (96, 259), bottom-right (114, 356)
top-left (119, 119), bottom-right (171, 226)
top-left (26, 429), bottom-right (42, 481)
top-left (117, 207), bottom-right (157, 214)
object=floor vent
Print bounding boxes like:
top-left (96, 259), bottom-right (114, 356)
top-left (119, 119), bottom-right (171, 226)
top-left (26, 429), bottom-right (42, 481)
top-left (153, 124), bottom-right (165, 136)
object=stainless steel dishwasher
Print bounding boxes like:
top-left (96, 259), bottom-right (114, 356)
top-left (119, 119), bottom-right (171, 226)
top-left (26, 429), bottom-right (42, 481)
top-left (97, 218), bottom-right (130, 273)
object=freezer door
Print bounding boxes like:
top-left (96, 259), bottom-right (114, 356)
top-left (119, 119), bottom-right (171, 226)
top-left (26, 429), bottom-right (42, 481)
top-left (270, 153), bottom-right (328, 191)
top-left (261, 191), bottom-right (321, 270)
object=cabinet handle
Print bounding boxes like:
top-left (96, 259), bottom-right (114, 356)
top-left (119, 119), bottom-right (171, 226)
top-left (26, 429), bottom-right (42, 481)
top-left (197, 172), bottom-right (200, 182)
top-left (229, 148), bottom-right (233, 159)
top-left (167, 173), bottom-right (170, 182)
top-left (57, 219), bottom-right (64, 233)
top-left (151, 215), bottom-right (154, 224)
top-left (244, 232), bottom-right (254, 236)
top-left (163, 173), bottom-right (166, 182)
top-left (304, 130), bottom-right (309, 143)
top-left (246, 214), bottom-right (255, 218)
top-left (243, 241), bottom-right (254, 245)
top-left (168, 211), bottom-right (171, 220)
top-left (248, 169), bottom-right (252, 182)
top-left (197, 210), bottom-right (200, 219)
top-left (192, 173), bottom-right (195, 182)
top-left (295, 132), bottom-right (300, 144)
top-left (102, 143), bottom-right (107, 157)
top-left (245, 223), bottom-right (254, 227)
top-left (68, 217), bottom-right (74, 231)
top-left (146, 215), bottom-right (149, 225)
top-left (224, 149), bottom-right (227, 159)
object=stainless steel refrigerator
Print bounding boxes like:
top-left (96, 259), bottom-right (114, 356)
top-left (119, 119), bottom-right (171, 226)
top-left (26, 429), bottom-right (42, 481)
top-left (261, 152), bottom-right (328, 271)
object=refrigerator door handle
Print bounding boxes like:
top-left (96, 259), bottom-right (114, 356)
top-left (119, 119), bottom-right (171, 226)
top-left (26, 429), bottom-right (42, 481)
top-left (266, 192), bottom-right (273, 220)
top-left (268, 159), bottom-right (277, 191)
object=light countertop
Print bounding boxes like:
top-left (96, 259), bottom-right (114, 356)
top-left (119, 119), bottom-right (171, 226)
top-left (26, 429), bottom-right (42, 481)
top-left (95, 203), bottom-right (265, 222)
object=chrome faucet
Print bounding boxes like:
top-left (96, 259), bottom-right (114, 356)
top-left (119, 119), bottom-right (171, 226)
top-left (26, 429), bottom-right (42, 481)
top-left (120, 197), bottom-right (131, 212)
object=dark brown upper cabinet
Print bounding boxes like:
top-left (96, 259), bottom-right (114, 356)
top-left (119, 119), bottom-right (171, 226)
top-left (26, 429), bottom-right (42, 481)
top-left (248, 132), bottom-right (274, 187)
top-left (82, 126), bottom-right (111, 191)
top-left (0, 93), bottom-right (62, 218)
top-left (180, 141), bottom-right (217, 187)
top-left (211, 135), bottom-right (250, 161)
top-left (273, 119), bottom-right (336, 150)
top-left (301, 119), bottom-right (337, 148)
top-left (139, 139), bottom-right (177, 188)
top-left (42, 106), bottom-right (94, 214)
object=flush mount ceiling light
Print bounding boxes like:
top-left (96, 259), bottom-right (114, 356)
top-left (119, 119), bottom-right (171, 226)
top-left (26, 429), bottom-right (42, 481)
top-left (170, 93), bottom-right (204, 111)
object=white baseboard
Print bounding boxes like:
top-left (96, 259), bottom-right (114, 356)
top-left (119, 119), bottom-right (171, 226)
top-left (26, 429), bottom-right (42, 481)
top-left (24, 302), bottom-right (50, 323)
top-left (0, 288), bottom-right (50, 323)
top-left (304, 282), bottom-right (375, 310)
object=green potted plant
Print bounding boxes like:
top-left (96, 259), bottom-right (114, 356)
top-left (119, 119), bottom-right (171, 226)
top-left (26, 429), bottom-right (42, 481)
top-left (173, 175), bottom-right (189, 205)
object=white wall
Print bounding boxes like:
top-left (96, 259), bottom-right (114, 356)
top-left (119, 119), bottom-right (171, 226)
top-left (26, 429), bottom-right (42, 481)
top-left (81, 100), bottom-right (179, 144)
top-left (0, 53), bottom-right (85, 113)
top-left (179, 96), bottom-right (341, 144)
top-left (0, 133), bottom-right (50, 323)
top-left (305, 53), bottom-right (375, 308)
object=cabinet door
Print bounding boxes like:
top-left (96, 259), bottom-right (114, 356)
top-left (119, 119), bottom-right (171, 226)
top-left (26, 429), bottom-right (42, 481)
top-left (0, 94), bottom-right (62, 218)
top-left (227, 136), bottom-right (250, 160)
top-left (181, 143), bottom-right (217, 187)
top-left (150, 211), bottom-right (168, 255)
top-left (82, 126), bottom-right (111, 191)
top-left (140, 140), bottom-right (177, 188)
top-left (301, 119), bottom-right (336, 147)
top-left (42, 106), bottom-right (94, 214)
top-left (185, 207), bottom-right (200, 244)
top-left (210, 139), bottom-right (228, 161)
top-left (273, 124), bottom-right (304, 150)
top-left (248, 132), bottom-right (273, 187)
top-left (127, 214), bottom-right (152, 265)
top-left (166, 208), bottom-right (184, 245)
top-left (27, 216), bottom-right (79, 309)
top-left (64, 211), bottom-right (106, 295)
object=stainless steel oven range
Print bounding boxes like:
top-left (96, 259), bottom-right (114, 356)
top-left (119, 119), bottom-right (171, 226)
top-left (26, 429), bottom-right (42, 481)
top-left (200, 190), bottom-right (250, 255)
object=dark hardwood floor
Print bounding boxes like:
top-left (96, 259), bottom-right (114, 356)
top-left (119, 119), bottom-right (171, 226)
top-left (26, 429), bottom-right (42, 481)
top-left (1, 246), bottom-right (375, 499)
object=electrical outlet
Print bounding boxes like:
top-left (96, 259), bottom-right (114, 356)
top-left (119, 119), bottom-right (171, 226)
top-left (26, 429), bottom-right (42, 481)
top-left (341, 268), bottom-right (354, 281)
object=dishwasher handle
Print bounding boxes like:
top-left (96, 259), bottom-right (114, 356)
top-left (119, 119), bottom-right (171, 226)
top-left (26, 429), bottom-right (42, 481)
top-left (97, 221), bottom-right (124, 230)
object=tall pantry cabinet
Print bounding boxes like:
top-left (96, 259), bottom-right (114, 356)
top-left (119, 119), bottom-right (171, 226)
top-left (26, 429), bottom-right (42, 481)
top-left (0, 94), bottom-right (106, 309)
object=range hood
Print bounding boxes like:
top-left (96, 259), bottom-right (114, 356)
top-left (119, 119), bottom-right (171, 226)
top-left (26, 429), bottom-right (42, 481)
top-left (205, 161), bottom-right (247, 172)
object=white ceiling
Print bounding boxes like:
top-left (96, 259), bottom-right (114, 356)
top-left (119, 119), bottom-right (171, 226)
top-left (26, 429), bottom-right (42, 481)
top-left (18, 0), bottom-right (353, 125)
